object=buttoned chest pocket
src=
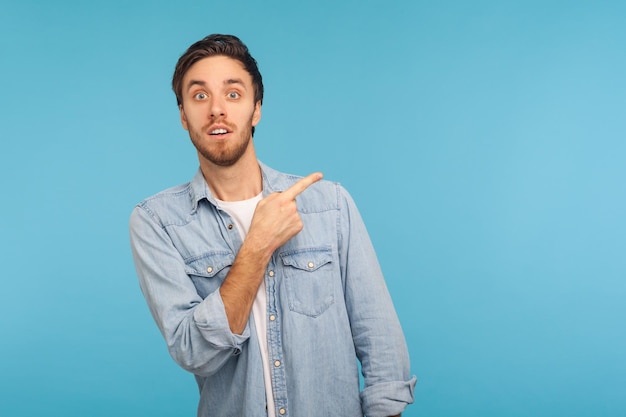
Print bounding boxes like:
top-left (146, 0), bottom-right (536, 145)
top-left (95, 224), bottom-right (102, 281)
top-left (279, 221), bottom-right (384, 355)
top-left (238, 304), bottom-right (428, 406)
top-left (280, 247), bottom-right (335, 318)
top-left (184, 252), bottom-right (234, 299)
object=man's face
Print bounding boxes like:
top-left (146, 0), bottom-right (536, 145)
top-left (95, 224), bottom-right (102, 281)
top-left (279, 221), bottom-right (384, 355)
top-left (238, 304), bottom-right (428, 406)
top-left (179, 55), bottom-right (261, 167)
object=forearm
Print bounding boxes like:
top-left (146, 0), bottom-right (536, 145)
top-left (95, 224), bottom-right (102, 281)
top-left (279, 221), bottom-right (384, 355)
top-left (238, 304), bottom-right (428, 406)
top-left (219, 238), bottom-right (272, 334)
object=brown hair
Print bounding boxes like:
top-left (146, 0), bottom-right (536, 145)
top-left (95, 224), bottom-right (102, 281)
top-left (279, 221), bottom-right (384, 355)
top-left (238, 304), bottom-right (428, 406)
top-left (172, 34), bottom-right (264, 108)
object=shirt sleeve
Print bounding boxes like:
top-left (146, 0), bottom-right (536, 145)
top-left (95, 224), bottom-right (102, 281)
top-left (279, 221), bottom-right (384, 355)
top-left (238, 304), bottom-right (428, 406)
top-left (129, 204), bottom-right (249, 376)
top-left (337, 186), bottom-right (417, 417)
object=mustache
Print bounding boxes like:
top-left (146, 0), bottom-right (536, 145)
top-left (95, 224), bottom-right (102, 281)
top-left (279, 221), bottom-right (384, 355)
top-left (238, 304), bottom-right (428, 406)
top-left (204, 119), bottom-right (236, 131)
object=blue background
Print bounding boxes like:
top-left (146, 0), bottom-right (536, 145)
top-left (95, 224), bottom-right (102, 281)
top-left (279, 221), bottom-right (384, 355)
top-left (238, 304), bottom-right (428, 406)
top-left (1, 1), bottom-right (625, 416)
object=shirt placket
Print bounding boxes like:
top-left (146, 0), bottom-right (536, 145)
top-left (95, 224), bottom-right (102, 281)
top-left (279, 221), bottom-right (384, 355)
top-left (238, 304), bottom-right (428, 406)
top-left (267, 256), bottom-right (289, 416)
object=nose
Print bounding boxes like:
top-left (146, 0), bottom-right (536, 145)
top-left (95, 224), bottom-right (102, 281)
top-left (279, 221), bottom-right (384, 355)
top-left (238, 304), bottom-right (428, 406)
top-left (210, 96), bottom-right (226, 118)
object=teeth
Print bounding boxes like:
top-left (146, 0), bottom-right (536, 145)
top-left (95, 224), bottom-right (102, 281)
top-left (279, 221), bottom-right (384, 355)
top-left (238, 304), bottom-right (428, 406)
top-left (210, 128), bottom-right (228, 135)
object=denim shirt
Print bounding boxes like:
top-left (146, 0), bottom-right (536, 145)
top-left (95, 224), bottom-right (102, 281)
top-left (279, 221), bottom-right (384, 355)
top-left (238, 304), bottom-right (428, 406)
top-left (129, 162), bottom-right (416, 417)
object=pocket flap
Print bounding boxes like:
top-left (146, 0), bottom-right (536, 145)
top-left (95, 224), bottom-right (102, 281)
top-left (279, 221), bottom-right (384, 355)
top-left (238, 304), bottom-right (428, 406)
top-left (279, 246), bottom-right (333, 272)
top-left (184, 251), bottom-right (234, 278)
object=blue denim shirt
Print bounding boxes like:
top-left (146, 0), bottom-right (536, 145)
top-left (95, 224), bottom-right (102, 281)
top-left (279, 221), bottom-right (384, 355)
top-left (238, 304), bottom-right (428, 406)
top-left (129, 162), bottom-right (416, 417)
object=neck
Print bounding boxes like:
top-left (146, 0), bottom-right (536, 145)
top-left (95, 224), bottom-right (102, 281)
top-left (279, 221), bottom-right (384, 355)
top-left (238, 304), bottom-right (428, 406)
top-left (199, 148), bottom-right (262, 202)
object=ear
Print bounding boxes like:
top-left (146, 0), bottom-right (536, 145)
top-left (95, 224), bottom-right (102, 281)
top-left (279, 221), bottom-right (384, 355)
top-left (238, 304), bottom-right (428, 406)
top-left (179, 105), bottom-right (189, 131)
top-left (252, 101), bottom-right (262, 127)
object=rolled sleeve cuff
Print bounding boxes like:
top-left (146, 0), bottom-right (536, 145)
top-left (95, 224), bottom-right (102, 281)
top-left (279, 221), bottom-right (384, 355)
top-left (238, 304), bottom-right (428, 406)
top-left (192, 290), bottom-right (250, 353)
top-left (361, 376), bottom-right (417, 417)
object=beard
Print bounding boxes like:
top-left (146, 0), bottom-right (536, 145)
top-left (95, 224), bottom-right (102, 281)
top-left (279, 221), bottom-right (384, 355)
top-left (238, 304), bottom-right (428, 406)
top-left (188, 114), bottom-right (254, 167)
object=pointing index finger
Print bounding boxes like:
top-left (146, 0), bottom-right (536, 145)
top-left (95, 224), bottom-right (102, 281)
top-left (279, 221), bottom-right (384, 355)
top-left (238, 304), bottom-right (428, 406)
top-left (282, 172), bottom-right (323, 200)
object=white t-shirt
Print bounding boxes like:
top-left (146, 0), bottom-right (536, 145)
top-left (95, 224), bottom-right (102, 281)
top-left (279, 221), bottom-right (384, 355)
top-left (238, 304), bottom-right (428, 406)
top-left (216, 194), bottom-right (276, 417)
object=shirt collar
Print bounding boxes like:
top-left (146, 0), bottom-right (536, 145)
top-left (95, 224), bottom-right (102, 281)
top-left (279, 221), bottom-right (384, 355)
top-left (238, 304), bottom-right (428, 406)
top-left (188, 161), bottom-right (290, 213)
top-left (189, 168), bottom-right (211, 212)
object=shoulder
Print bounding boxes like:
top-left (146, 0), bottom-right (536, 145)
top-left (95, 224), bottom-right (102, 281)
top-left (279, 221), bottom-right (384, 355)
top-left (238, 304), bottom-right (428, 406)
top-left (131, 181), bottom-right (196, 227)
top-left (131, 168), bottom-right (209, 225)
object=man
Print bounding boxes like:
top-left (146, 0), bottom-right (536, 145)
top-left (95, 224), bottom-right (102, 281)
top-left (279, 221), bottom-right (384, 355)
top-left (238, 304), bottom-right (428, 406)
top-left (130, 34), bottom-right (416, 417)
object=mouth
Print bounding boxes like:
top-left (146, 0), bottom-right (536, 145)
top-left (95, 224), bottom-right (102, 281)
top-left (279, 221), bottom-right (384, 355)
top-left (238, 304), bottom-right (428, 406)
top-left (208, 125), bottom-right (232, 137)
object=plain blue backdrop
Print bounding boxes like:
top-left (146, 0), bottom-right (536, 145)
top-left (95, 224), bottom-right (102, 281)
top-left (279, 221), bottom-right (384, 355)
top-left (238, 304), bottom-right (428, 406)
top-left (1, 1), bottom-right (625, 416)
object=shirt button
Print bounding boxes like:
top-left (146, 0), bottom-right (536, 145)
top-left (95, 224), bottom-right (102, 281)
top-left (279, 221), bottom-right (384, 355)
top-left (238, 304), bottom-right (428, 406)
top-left (206, 266), bottom-right (213, 273)
top-left (269, 315), bottom-right (276, 321)
top-left (279, 409), bottom-right (286, 415)
top-left (268, 270), bottom-right (275, 277)
top-left (307, 262), bottom-right (314, 268)
top-left (274, 360), bottom-right (281, 367)
top-left (227, 224), bottom-right (234, 230)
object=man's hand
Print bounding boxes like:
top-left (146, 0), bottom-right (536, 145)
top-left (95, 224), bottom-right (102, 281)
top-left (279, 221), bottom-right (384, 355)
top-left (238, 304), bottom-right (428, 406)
top-left (246, 172), bottom-right (324, 258)
top-left (219, 172), bottom-right (323, 334)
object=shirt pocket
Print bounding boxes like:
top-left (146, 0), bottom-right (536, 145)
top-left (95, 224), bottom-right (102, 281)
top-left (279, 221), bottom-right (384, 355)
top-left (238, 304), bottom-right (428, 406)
top-left (184, 251), bottom-right (234, 299)
top-left (280, 246), bottom-right (335, 318)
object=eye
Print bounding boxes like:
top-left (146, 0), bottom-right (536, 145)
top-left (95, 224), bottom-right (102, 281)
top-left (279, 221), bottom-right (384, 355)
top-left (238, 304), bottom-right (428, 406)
top-left (194, 92), bottom-right (207, 100)
top-left (227, 91), bottom-right (240, 99)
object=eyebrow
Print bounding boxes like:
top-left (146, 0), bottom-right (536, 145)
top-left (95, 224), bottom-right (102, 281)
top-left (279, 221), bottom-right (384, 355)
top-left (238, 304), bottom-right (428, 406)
top-left (185, 78), bottom-right (247, 91)
top-left (224, 78), bottom-right (246, 89)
